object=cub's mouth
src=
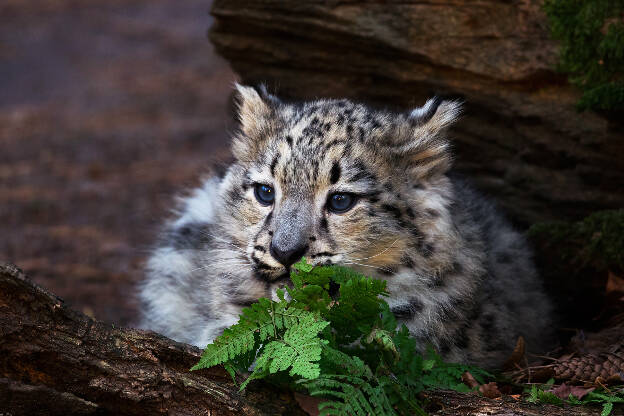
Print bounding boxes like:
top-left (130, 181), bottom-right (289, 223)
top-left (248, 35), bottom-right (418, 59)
top-left (254, 267), bottom-right (291, 283)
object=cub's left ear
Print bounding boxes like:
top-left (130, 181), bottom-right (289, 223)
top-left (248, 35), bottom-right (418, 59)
top-left (232, 83), bottom-right (281, 160)
top-left (393, 97), bottom-right (462, 180)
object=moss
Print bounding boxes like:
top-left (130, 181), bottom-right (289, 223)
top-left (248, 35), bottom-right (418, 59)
top-left (528, 209), bottom-right (624, 273)
top-left (543, 0), bottom-right (624, 112)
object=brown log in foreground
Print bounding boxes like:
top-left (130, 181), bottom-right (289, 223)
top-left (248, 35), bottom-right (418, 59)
top-left (0, 263), bottom-right (307, 416)
top-left (0, 263), bottom-right (611, 415)
top-left (209, 0), bottom-right (624, 226)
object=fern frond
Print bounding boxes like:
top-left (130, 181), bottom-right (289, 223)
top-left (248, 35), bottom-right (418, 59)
top-left (192, 299), bottom-right (323, 371)
top-left (193, 258), bottom-right (489, 416)
top-left (241, 313), bottom-right (330, 389)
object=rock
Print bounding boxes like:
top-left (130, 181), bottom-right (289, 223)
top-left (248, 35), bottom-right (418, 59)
top-left (208, 0), bottom-right (624, 225)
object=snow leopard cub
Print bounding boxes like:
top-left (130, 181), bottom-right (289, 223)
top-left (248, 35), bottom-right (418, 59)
top-left (139, 84), bottom-right (553, 369)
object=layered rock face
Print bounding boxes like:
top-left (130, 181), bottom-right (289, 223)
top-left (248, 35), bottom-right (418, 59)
top-left (209, 0), bottom-right (623, 225)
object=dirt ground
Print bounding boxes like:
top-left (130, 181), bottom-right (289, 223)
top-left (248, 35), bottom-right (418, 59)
top-left (0, 0), bottom-right (236, 326)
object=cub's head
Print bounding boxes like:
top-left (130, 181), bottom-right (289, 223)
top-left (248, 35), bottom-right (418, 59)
top-left (218, 84), bottom-right (462, 282)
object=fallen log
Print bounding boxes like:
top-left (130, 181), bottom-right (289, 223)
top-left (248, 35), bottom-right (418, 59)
top-left (0, 263), bottom-right (307, 416)
top-left (0, 263), bottom-right (612, 415)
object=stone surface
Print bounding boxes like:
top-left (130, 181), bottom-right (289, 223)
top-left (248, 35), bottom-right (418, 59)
top-left (209, 0), bottom-right (624, 226)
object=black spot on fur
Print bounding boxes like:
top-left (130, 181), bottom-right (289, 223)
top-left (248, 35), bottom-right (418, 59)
top-left (346, 124), bottom-right (354, 140)
top-left (405, 207), bottom-right (415, 219)
top-left (330, 162), bottom-right (341, 184)
top-left (452, 261), bottom-right (463, 274)
top-left (381, 204), bottom-right (403, 221)
top-left (226, 188), bottom-right (243, 205)
top-left (423, 243), bottom-right (435, 258)
top-left (426, 208), bottom-right (440, 218)
top-left (348, 160), bottom-right (376, 183)
top-left (450, 295), bottom-right (467, 309)
top-left (270, 154), bottom-right (280, 176)
top-left (324, 140), bottom-right (342, 151)
top-left (341, 143), bottom-right (352, 158)
top-left (167, 223), bottom-right (212, 250)
top-left (496, 252), bottom-right (512, 264)
top-left (254, 245), bottom-right (266, 252)
top-left (391, 298), bottom-right (423, 319)
top-left (358, 126), bottom-right (365, 142)
top-left (285, 135), bottom-right (293, 146)
top-left (401, 255), bottom-right (415, 268)
top-left (379, 267), bottom-right (397, 276)
top-left (309, 236), bottom-right (317, 241)
top-left (255, 262), bottom-right (274, 271)
top-left (311, 252), bottom-right (334, 258)
top-left (320, 216), bottom-right (328, 231)
top-left (263, 211), bottom-right (273, 228)
top-left (428, 275), bottom-right (444, 288)
top-left (312, 160), bottom-right (320, 182)
top-left (411, 234), bottom-right (425, 255)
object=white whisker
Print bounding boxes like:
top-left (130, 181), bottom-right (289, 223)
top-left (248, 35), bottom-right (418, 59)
top-left (348, 239), bottom-right (399, 262)
top-left (342, 260), bottom-right (394, 274)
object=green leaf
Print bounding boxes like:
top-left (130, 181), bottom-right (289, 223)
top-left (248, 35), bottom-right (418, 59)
top-left (422, 360), bottom-right (435, 371)
top-left (293, 256), bottom-right (315, 273)
top-left (601, 402), bottom-right (613, 416)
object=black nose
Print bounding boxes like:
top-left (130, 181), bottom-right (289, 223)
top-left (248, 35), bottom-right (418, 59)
top-left (269, 242), bottom-right (308, 268)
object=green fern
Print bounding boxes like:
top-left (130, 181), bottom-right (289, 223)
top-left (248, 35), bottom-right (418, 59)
top-left (192, 258), bottom-right (492, 415)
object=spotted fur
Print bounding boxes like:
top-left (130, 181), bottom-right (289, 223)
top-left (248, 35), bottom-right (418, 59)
top-left (139, 85), bottom-right (554, 368)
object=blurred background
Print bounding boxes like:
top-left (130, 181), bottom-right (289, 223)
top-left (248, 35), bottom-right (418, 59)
top-left (1, 0), bottom-right (622, 332)
top-left (1, 0), bottom-right (236, 326)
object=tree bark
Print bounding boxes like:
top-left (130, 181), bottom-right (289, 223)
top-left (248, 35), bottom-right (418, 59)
top-left (0, 263), bottom-right (613, 415)
top-left (208, 0), bottom-right (624, 226)
top-left (0, 263), bottom-right (307, 416)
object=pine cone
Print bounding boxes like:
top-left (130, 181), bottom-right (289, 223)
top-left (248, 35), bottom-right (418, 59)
top-left (551, 353), bottom-right (624, 383)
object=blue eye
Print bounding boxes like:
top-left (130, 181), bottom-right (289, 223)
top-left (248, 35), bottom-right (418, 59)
top-left (328, 193), bottom-right (356, 213)
top-left (254, 184), bottom-right (275, 205)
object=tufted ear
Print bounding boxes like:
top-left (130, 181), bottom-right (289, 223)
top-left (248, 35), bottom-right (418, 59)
top-left (389, 97), bottom-right (462, 180)
top-left (232, 83), bottom-right (281, 160)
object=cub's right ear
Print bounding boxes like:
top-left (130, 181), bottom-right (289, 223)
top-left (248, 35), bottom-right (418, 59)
top-left (384, 97), bottom-right (462, 180)
top-left (232, 84), bottom-right (280, 160)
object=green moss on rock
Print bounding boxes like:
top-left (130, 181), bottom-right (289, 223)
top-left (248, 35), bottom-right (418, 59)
top-left (529, 209), bottom-right (624, 328)
top-left (543, 0), bottom-right (624, 112)
top-left (529, 209), bottom-right (624, 273)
